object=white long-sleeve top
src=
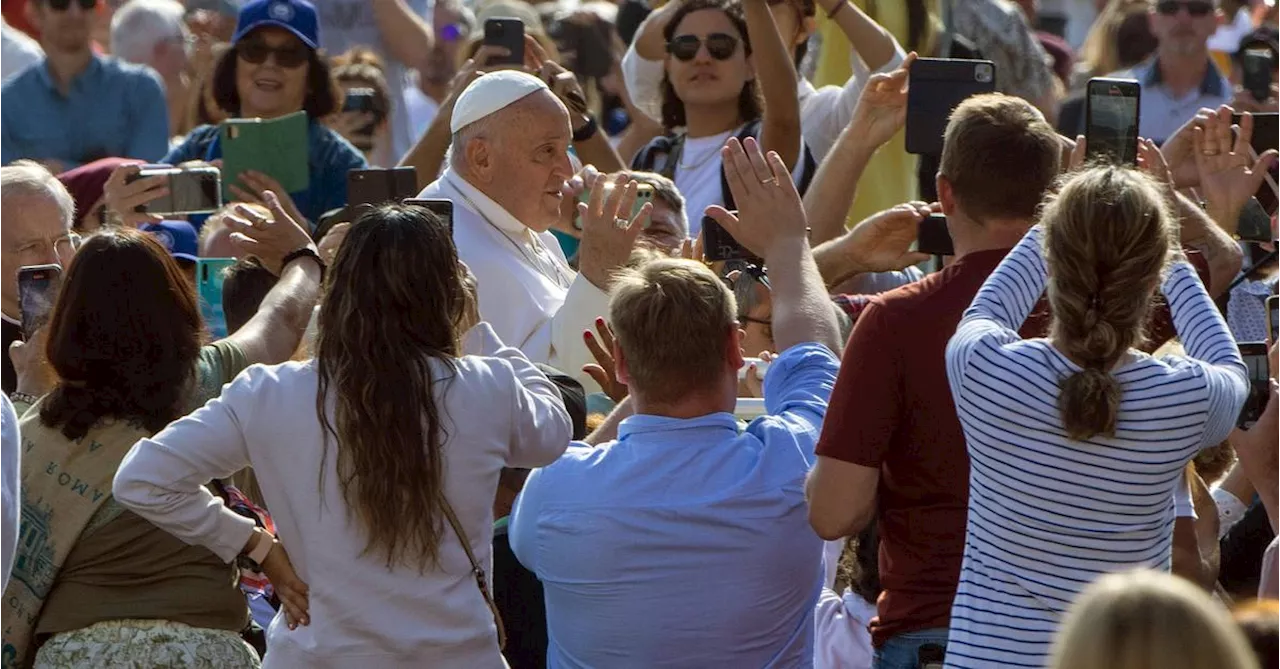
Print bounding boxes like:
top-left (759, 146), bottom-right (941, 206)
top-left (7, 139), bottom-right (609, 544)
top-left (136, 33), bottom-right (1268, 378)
top-left (419, 169), bottom-right (610, 390)
top-left (113, 323), bottom-right (573, 669)
top-left (619, 39), bottom-right (905, 163)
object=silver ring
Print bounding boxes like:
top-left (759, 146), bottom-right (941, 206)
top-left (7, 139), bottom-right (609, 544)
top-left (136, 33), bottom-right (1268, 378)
top-left (613, 217), bottom-right (629, 229)
top-left (760, 177), bottom-right (779, 186)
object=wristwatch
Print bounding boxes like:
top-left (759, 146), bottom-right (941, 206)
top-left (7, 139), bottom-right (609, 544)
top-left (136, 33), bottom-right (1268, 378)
top-left (236, 528), bottom-right (275, 572)
top-left (573, 115), bottom-right (599, 143)
top-left (281, 245), bottom-right (326, 281)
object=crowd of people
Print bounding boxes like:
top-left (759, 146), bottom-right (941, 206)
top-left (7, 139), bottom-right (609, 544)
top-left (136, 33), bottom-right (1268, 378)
top-left (0, 0), bottom-right (1278, 667)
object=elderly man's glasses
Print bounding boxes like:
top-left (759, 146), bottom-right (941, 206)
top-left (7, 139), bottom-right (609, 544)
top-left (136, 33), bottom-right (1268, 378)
top-left (667, 33), bottom-right (740, 62)
top-left (46, 0), bottom-right (97, 11)
top-left (1154, 0), bottom-right (1214, 17)
top-left (13, 232), bottom-right (81, 266)
top-left (238, 40), bottom-right (310, 68)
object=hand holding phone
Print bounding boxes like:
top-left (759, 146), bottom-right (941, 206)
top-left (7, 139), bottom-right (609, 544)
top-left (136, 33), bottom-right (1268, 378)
top-left (1085, 78), bottom-right (1141, 166)
top-left (916, 214), bottom-right (954, 256)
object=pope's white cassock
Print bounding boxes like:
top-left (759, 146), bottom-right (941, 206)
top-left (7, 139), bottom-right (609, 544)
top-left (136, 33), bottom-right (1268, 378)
top-left (416, 72), bottom-right (607, 388)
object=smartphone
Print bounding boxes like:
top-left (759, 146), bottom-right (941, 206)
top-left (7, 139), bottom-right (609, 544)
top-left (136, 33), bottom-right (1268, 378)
top-left (17, 264), bottom-right (61, 337)
top-left (1267, 295), bottom-right (1278, 344)
top-left (1237, 197), bottom-right (1273, 243)
top-left (403, 197), bottom-right (455, 233)
top-left (917, 214), bottom-right (954, 256)
top-left (737, 357), bottom-right (771, 382)
top-left (1228, 111), bottom-right (1280, 217)
top-left (1238, 342), bottom-right (1271, 428)
top-left (702, 213), bottom-right (756, 263)
top-left (905, 58), bottom-right (997, 156)
top-left (574, 183), bottom-right (655, 230)
top-left (483, 18), bottom-right (525, 66)
top-left (1085, 77), bottom-right (1141, 166)
top-left (347, 167), bottom-right (419, 210)
top-left (1242, 48), bottom-right (1275, 103)
top-left (342, 88), bottom-right (376, 113)
top-left (125, 166), bottom-right (222, 215)
top-left (197, 258), bottom-right (236, 340)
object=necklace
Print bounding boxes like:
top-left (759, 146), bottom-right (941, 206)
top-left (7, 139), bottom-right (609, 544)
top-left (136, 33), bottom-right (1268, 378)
top-left (448, 179), bottom-right (574, 290)
top-left (677, 135), bottom-right (725, 173)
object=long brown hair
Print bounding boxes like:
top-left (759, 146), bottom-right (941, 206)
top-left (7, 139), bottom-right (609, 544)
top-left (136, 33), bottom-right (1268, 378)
top-left (1042, 166), bottom-right (1177, 441)
top-left (314, 204), bottom-right (467, 571)
top-left (40, 228), bottom-right (203, 440)
top-left (659, 0), bottom-right (762, 131)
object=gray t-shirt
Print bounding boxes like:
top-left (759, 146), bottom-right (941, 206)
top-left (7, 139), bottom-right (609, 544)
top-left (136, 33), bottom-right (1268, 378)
top-left (318, 0), bottom-right (431, 162)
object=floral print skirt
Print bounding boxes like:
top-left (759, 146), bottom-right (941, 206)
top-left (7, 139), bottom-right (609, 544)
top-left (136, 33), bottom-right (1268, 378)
top-left (33, 619), bottom-right (260, 668)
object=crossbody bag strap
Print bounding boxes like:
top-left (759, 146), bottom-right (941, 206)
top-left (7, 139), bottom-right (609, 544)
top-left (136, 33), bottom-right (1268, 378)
top-left (441, 498), bottom-right (508, 650)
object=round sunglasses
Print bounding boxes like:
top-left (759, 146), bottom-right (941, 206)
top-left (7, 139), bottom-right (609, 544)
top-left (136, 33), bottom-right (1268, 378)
top-left (237, 39), bottom-right (310, 69)
top-left (667, 33), bottom-right (740, 62)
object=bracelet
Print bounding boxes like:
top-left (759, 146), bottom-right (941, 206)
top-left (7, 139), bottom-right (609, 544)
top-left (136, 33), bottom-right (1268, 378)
top-left (10, 392), bottom-right (39, 406)
top-left (826, 0), bottom-right (848, 18)
top-left (573, 115), bottom-right (599, 143)
top-left (281, 246), bottom-right (326, 282)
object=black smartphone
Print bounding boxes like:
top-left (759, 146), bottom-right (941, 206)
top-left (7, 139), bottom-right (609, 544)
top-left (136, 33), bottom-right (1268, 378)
top-left (1230, 112), bottom-right (1279, 155)
top-left (1242, 48), bottom-right (1275, 103)
top-left (905, 58), bottom-right (997, 156)
top-left (18, 264), bottom-right (61, 337)
top-left (342, 88), bottom-right (376, 113)
top-left (1238, 342), bottom-right (1271, 428)
top-left (126, 166), bottom-right (222, 215)
top-left (1085, 77), bottom-right (1141, 166)
top-left (483, 18), bottom-right (525, 66)
top-left (1267, 295), bottom-right (1278, 344)
top-left (917, 214), bottom-right (954, 256)
top-left (403, 197), bottom-right (455, 233)
top-left (347, 167), bottom-right (419, 209)
top-left (701, 213), bottom-right (756, 263)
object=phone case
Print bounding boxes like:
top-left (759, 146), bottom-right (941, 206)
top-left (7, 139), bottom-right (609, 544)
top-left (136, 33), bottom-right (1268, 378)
top-left (220, 111), bottom-right (309, 202)
top-left (702, 215), bottom-right (755, 263)
top-left (197, 258), bottom-right (237, 340)
top-left (916, 215), bottom-right (954, 256)
top-left (347, 167), bottom-right (419, 209)
top-left (483, 18), bottom-right (525, 65)
top-left (905, 59), bottom-right (997, 156)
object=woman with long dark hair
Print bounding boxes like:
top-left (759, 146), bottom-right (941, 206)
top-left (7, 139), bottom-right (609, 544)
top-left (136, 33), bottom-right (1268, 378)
top-left (114, 204), bottom-right (572, 667)
top-left (0, 195), bottom-right (321, 667)
top-left (942, 162), bottom-right (1248, 667)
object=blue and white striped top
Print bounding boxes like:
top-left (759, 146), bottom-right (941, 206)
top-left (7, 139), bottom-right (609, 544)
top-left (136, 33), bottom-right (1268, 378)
top-left (942, 225), bottom-right (1248, 668)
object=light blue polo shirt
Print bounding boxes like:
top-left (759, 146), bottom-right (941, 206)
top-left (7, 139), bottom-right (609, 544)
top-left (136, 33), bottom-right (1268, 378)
top-left (1111, 57), bottom-right (1231, 144)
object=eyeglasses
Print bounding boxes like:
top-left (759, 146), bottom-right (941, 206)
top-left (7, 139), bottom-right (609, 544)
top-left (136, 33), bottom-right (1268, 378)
top-left (1154, 0), bottom-right (1214, 17)
top-left (237, 39), bottom-right (310, 68)
top-left (667, 33), bottom-right (740, 62)
top-left (45, 0), bottom-right (97, 11)
top-left (11, 232), bottom-right (81, 266)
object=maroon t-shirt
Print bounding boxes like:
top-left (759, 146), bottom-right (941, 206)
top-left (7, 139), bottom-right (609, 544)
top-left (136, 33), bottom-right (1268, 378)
top-left (816, 247), bottom-right (1209, 647)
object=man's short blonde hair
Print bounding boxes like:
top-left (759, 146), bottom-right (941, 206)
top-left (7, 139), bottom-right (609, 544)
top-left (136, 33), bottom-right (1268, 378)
top-left (609, 258), bottom-right (737, 403)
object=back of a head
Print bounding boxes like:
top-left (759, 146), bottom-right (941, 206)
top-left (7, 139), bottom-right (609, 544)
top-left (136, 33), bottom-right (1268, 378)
top-left (221, 256), bottom-right (278, 335)
top-left (1234, 600), bottom-right (1280, 669)
top-left (1051, 570), bottom-right (1261, 669)
top-left (41, 228), bottom-right (202, 441)
top-left (609, 258), bottom-right (736, 404)
top-left (939, 94), bottom-right (1061, 223)
top-left (110, 0), bottom-right (186, 65)
top-left (1042, 166), bottom-right (1177, 441)
top-left (315, 204), bottom-right (466, 572)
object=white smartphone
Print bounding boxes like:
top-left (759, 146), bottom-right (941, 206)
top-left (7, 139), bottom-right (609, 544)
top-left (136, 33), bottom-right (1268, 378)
top-left (737, 357), bottom-right (771, 382)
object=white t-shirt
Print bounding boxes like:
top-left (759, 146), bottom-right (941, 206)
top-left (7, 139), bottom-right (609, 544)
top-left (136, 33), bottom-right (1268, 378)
top-left (2, 19), bottom-right (42, 83)
top-left (1, 393), bottom-right (18, 589)
top-left (674, 129), bottom-right (734, 238)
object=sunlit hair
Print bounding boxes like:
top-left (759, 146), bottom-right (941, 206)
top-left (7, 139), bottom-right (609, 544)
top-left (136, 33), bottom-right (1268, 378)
top-left (609, 258), bottom-right (737, 404)
top-left (1050, 570), bottom-right (1260, 669)
top-left (1233, 599), bottom-right (1279, 669)
top-left (314, 204), bottom-right (466, 571)
top-left (40, 228), bottom-right (203, 440)
top-left (1041, 166), bottom-right (1178, 441)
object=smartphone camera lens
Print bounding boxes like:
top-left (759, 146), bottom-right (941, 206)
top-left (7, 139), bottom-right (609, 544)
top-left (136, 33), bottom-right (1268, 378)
top-left (974, 63), bottom-right (993, 84)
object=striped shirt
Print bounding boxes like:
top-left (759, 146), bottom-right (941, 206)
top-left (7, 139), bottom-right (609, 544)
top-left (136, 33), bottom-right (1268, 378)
top-left (942, 226), bottom-right (1248, 668)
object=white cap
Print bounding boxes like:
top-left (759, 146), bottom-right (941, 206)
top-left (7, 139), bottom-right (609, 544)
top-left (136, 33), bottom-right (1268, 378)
top-left (450, 70), bottom-right (550, 134)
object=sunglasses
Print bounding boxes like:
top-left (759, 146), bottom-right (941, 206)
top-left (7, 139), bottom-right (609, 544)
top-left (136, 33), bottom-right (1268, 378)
top-left (667, 33), bottom-right (740, 62)
top-left (45, 0), bottom-right (96, 11)
top-left (237, 39), bottom-right (310, 68)
top-left (1154, 0), bottom-right (1214, 17)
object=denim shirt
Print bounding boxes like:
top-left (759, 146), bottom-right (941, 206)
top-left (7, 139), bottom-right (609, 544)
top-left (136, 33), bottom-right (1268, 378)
top-left (164, 118), bottom-right (367, 226)
top-left (1, 56), bottom-right (169, 167)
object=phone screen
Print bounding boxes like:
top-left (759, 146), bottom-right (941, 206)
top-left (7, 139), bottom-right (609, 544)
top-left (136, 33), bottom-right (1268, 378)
top-left (1086, 78), bottom-right (1141, 166)
top-left (18, 265), bottom-right (61, 337)
top-left (1242, 49), bottom-right (1275, 102)
top-left (343, 88), bottom-right (376, 113)
top-left (917, 214), bottom-right (954, 256)
top-left (169, 168), bottom-right (222, 215)
top-left (1238, 343), bottom-right (1271, 428)
top-left (403, 198), bottom-right (455, 233)
top-left (197, 258), bottom-right (236, 340)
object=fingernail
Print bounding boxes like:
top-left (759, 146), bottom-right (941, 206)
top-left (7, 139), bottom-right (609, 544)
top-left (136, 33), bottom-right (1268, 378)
top-left (596, 317), bottom-right (605, 326)
top-left (584, 331), bottom-right (594, 339)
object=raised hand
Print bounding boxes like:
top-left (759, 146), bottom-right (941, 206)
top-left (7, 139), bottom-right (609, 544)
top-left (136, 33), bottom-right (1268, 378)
top-left (582, 317), bottom-right (627, 403)
top-left (577, 173), bottom-right (650, 291)
top-left (849, 52), bottom-right (916, 151)
top-left (102, 163), bottom-right (166, 227)
top-left (704, 137), bottom-right (807, 258)
top-left (230, 170), bottom-right (308, 230)
top-left (10, 326), bottom-right (55, 398)
top-left (223, 191), bottom-right (317, 276)
top-left (1194, 108), bottom-right (1279, 230)
top-left (1160, 107), bottom-right (1217, 187)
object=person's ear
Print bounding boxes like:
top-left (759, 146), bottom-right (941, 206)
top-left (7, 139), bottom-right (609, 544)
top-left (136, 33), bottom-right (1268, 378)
top-left (614, 340), bottom-right (632, 386)
top-left (729, 326), bottom-right (745, 370)
top-left (465, 137), bottom-right (495, 182)
top-left (937, 173), bottom-right (957, 216)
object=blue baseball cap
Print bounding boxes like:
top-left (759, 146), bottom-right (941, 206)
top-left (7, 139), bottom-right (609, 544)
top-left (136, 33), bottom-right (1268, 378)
top-left (141, 221), bottom-right (200, 264)
top-left (232, 0), bottom-right (319, 50)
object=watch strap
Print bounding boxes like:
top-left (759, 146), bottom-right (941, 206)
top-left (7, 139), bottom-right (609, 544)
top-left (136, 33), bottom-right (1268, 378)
top-left (572, 115), bottom-right (599, 143)
top-left (281, 246), bottom-right (326, 281)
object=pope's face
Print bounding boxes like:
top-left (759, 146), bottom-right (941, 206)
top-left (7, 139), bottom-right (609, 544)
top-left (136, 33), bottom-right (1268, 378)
top-left (489, 91), bottom-right (575, 232)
